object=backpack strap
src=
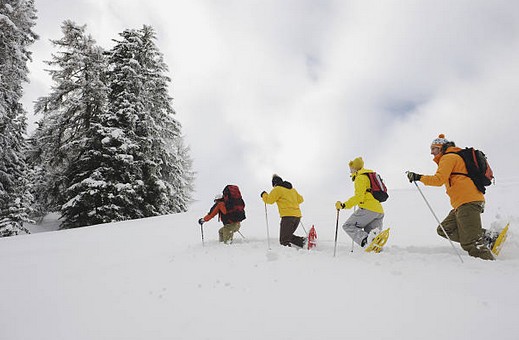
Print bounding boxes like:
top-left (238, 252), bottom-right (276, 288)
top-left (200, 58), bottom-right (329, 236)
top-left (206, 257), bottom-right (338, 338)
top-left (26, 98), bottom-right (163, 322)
top-left (362, 172), bottom-right (375, 193)
top-left (443, 151), bottom-right (469, 177)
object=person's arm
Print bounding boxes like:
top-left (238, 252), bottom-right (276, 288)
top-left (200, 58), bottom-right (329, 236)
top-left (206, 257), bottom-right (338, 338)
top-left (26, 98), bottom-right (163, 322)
top-left (421, 155), bottom-right (457, 187)
top-left (262, 187), bottom-right (280, 204)
top-left (203, 201), bottom-right (223, 222)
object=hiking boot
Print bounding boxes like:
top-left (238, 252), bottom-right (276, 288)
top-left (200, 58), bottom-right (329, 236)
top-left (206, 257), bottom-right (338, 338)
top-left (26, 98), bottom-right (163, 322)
top-left (290, 236), bottom-right (307, 249)
top-left (366, 228), bottom-right (382, 246)
top-left (483, 229), bottom-right (499, 249)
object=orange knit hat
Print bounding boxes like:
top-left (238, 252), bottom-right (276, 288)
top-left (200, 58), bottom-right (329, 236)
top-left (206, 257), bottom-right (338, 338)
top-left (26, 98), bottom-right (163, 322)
top-left (431, 134), bottom-right (449, 148)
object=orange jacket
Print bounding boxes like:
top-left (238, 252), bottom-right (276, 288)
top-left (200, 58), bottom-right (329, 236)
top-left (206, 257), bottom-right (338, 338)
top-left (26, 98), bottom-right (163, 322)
top-left (420, 146), bottom-right (484, 209)
top-left (203, 201), bottom-right (227, 224)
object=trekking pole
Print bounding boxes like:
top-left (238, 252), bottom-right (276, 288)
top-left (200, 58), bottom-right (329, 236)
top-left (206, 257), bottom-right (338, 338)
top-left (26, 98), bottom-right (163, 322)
top-left (237, 231), bottom-right (246, 239)
top-left (264, 203), bottom-right (271, 250)
top-left (412, 180), bottom-right (464, 263)
top-left (299, 220), bottom-right (308, 235)
top-left (333, 209), bottom-right (340, 257)
top-left (200, 223), bottom-right (205, 247)
top-left (351, 207), bottom-right (356, 253)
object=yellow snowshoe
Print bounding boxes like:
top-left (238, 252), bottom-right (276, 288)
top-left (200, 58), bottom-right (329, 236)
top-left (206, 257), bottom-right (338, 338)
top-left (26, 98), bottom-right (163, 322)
top-left (365, 228), bottom-right (390, 253)
top-left (491, 223), bottom-right (509, 256)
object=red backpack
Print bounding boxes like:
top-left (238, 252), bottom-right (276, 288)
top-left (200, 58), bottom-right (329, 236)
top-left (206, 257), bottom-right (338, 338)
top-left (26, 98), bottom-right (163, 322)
top-left (363, 172), bottom-right (389, 202)
top-left (221, 185), bottom-right (246, 224)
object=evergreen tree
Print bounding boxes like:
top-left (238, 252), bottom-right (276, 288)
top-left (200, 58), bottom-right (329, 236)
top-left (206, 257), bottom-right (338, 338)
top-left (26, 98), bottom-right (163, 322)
top-left (171, 137), bottom-right (195, 212)
top-left (0, 0), bottom-right (38, 236)
top-left (107, 25), bottom-right (193, 217)
top-left (59, 122), bottom-right (144, 228)
top-left (30, 21), bottom-right (115, 228)
top-left (31, 22), bottom-right (193, 228)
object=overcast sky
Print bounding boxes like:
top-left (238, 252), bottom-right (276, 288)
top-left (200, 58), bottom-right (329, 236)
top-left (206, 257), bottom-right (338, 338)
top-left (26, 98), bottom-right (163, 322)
top-left (22, 0), bottom-right (519, 216)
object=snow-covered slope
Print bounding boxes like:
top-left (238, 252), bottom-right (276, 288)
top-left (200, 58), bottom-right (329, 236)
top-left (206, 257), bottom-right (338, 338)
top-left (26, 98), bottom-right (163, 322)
top-left (1, 187), bottom-right (518, 340)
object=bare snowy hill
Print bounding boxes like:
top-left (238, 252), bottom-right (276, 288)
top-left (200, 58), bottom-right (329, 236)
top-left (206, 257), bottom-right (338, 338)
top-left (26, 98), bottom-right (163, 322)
top-left (1, 187), bottom-right (518, 340)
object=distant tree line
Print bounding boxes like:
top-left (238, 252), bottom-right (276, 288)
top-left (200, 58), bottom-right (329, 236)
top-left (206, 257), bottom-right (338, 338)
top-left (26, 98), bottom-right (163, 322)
top-left (0, 1), bottom-right (194, 236)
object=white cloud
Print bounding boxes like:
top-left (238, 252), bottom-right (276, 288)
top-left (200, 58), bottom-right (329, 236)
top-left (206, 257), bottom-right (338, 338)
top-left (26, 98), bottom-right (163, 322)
top-left (22, 0), bottom-right (519, 216)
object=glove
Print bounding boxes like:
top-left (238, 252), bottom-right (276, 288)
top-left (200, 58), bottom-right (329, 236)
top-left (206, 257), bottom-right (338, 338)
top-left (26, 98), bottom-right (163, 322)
top-left (198, 218), bottom-right (205, 225)
top-left (260, 191), bottom-right (267, 198)
top-left (335, 201), bottom-right (345, 210)
top-left (407, 171), bottom-right (422, 183)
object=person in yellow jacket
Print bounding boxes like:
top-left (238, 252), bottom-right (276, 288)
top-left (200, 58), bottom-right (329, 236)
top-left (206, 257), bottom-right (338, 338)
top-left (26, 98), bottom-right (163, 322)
top-left (407, 134), bottom-right (494, 260)
top-left (335, 157), bottom-right (385, 248)
top-left (261, 174), bottom-right (306, 248)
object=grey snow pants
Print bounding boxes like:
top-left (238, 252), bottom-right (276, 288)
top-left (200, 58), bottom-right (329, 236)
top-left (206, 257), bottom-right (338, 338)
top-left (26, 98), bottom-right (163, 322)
top-left (342, 208), bottom-right (384, 246)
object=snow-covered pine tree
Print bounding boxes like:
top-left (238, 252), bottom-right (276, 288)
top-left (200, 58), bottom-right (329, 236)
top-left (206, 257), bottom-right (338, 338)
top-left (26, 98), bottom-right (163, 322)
top-left (0, 0), bottom-right (38, 236)
top-left (29, 21), bottom-right (122, 228)
top-left (169, 137), bottom-right (195, 213)
top-left (59, 121), bottom-right (145, 228)
top-left (106, 25), bottom-right (193, 217)
top-left (56, 28), bottom-right (135, 229)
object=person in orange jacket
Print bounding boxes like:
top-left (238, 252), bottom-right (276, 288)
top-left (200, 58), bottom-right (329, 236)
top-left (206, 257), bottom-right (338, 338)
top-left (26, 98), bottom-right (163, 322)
top-left (407, 134), bottom-right (494, 260)
top-left (261, 174), bottom-right (306, 248)
top-left (199, 194), bottom-right (241, 244)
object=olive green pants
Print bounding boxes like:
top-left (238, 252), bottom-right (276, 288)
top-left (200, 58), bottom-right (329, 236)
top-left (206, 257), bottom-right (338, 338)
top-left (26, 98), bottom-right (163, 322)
top-left (219, 222), bottom-right (241, 244)
top-left (437, 201), bottom-right (494, 260)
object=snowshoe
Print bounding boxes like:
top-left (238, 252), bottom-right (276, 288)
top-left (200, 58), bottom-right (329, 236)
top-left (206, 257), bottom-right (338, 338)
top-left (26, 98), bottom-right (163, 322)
top-left (491, 223), bottom-right (509, 256)
top-left (365, 228), bottom-right (390, 253)
top-left (307, 225), bottom-right (317, 250)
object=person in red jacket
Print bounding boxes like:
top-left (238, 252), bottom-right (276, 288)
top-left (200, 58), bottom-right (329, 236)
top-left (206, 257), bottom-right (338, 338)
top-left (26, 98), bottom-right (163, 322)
top-left (407, 134), bottom-right (494, 260)
top-left (199, 194), bottom-right (241, 244)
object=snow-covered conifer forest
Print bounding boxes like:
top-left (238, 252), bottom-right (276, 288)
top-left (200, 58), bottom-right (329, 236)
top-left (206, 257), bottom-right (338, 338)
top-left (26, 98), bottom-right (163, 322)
top-left (1, 1), bottom-right (193, 235)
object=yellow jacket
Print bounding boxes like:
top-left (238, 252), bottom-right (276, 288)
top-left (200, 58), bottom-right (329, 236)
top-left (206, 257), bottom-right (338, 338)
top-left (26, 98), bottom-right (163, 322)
top-left (340, 168), bottom-right (384, 214)
top-left (262, 184), bottom-right (303, 217)
top-left (420, 146), bottom-right (484, 209)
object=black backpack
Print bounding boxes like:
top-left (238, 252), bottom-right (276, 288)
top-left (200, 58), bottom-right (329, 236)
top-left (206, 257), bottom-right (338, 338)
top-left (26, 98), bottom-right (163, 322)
top-left (363, 172), bottom-right (389, 202)
top-left (446, 147), bottom-right (494, 194)
top-left (221, 185), bottom-right (246, 224)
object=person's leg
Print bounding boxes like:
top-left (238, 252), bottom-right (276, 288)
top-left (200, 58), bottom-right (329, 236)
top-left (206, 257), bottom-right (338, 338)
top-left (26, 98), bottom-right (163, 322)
top-left (288, 217), bottom-right (305, 247)
top-left (279, 216), bottom-right (300, 246)
top-left (364, 213), bottom-right (384, 234)
top-left (218, 227), bottom-right (224, 242)
top-left (342, 208), bottom-right (378, 246)
top-left (228, 222), bottom-right (241, 243)
top-left (219, 223), bottom-right (238, 244)
top-left (436, 209), bottom-right (460, 242)
top-left (456, 202), bottom-right (494, 260)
